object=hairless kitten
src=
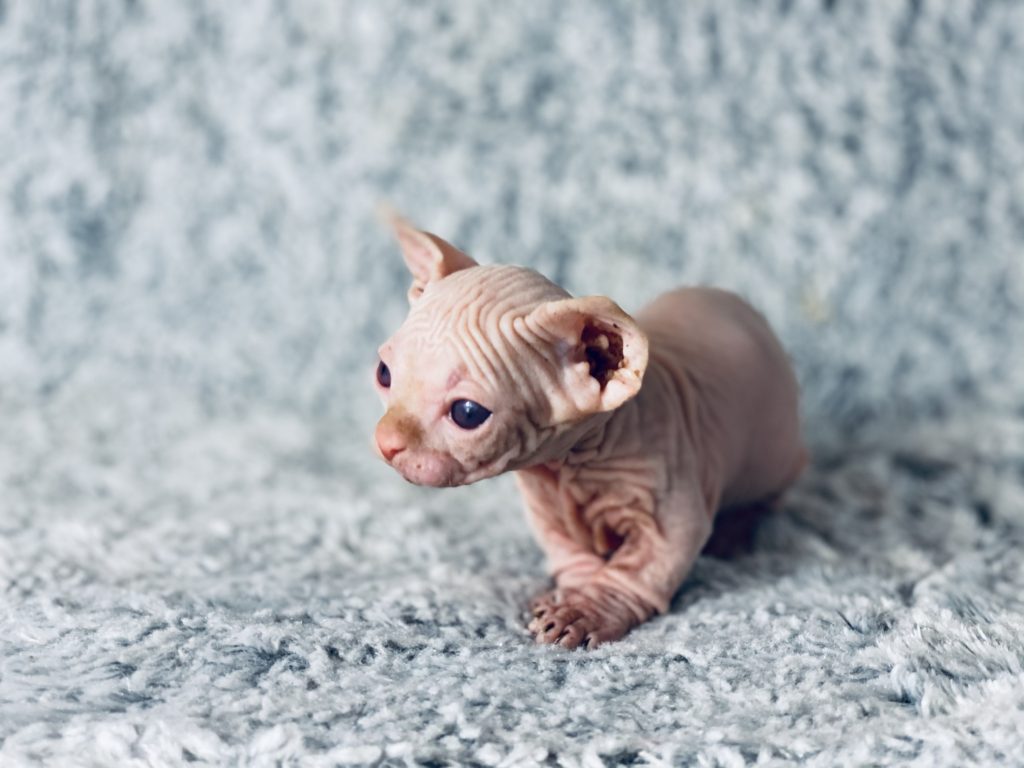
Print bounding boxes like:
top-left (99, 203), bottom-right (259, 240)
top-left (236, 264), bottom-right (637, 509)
top-left (373, 213), bottom-right (807, 649)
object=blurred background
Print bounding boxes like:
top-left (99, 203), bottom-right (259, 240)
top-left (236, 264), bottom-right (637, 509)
top-left (2, 1), bottom-right (1022, 460)
top-left (2, 2), bottom-right (1024, 763)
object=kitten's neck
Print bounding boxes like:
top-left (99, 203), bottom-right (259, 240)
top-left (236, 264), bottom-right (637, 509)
top-left (523, 397), bottom-right (639, 471)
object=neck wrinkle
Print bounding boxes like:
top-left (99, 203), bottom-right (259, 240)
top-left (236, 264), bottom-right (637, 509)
top-left (565, 409), bottom-right (618, 464)
top-left (521, 398), bottom-right (642, 472)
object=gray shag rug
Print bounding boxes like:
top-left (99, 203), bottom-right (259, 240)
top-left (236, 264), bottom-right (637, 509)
top-left (2, 2), bottom-right (1024, 765)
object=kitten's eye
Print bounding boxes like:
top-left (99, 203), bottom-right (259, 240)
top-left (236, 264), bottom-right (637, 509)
top-left (450, 399), bottom-right (491, 430)
top-left (376, 360), bottom-right (391, 388)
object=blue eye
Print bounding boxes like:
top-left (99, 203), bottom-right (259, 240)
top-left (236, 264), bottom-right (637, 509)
top-left (376, 360), bottom-right (391, 388)
top-left (450, 399), bottom-right (491, 429)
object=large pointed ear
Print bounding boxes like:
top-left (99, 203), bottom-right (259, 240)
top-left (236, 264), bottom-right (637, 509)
top-left (526, 296), bottom-right (649, 418)
top-left (384, 210), bottom-right (478, 302)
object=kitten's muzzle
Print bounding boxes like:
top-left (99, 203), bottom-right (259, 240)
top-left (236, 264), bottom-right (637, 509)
top-left (385, 448), bottom-right (461, 487)
top-left (375, 408), bottom-right (421, 462)
top-left (375, 412), bottom-right (459, 486)
top-left (376, 432), bottom-right (405, 462)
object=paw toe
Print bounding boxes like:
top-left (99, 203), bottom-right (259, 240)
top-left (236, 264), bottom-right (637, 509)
top-left (528, 591), bottom-right (560, 619)
top-left (583, 624), bottom-right (628, 650)
top-left (557, 621), bottom-right (588, 649)
top-left (539, 608), bottom-right (583, 644)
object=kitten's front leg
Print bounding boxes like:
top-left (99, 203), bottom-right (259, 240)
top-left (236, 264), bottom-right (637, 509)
top-left (519, 500), bottom-right (604, 614)
top-left (530, 491), bottom-right (713, 649)
top-left (516, 468), bottom-right (607, 621)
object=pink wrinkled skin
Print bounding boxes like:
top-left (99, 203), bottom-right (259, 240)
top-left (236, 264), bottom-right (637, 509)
top-left (373, 213), bottom-right (807, 649)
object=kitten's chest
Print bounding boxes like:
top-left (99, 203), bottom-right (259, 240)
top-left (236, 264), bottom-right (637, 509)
top-left (520, 459), bottom-right (661, 556)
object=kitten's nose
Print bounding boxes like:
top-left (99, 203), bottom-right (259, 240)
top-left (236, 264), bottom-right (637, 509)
top-left (375, 422), bottom-right (407, 462)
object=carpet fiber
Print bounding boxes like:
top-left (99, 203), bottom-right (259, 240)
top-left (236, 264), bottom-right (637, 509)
top-left (2, 2), bottom-right (1024, 765)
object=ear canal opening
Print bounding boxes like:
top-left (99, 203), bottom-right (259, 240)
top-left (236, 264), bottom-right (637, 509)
top-left (581, 323), bottom-right (625, 388)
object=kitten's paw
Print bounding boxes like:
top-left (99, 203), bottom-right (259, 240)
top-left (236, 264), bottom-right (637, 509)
top-left (527, 590), bottom-right (632, 650)
top-left (528, 589), bottom-right (561, 621)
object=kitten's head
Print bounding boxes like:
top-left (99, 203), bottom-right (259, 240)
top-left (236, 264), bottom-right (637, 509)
top-left (373, 213), bottom-right (648, 487)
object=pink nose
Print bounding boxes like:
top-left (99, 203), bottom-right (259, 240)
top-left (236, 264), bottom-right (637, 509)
top-left (375, 423), bottom-right (406, 462)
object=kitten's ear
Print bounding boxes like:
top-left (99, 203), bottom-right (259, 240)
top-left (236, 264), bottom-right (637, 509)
top-left (382, 208), bottom-right (478, 303)
top-left (527, 296), bottom-right (649, 418)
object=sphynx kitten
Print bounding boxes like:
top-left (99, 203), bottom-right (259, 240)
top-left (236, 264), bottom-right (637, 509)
top-left (373, 214), bottom-right (807, 649)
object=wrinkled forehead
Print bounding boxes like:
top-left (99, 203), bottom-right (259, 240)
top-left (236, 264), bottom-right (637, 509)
top-left (383, 309), bottom-right (490, 388)
top-left (419, 264), bottom-right (568, 318)
top-left (383, 265), bottom-right (569, 387)
top-left (384, 316), bottom-right (460, 366)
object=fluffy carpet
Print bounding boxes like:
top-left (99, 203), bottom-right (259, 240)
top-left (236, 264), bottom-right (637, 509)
top-left (2, 1), bottom-right (1023, 765)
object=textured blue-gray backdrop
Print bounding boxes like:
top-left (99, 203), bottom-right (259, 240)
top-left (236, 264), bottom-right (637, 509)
top-left (3, 1), bottom-right (1021, 442)
top-left (2, 2), bottom-right (1024, 765)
